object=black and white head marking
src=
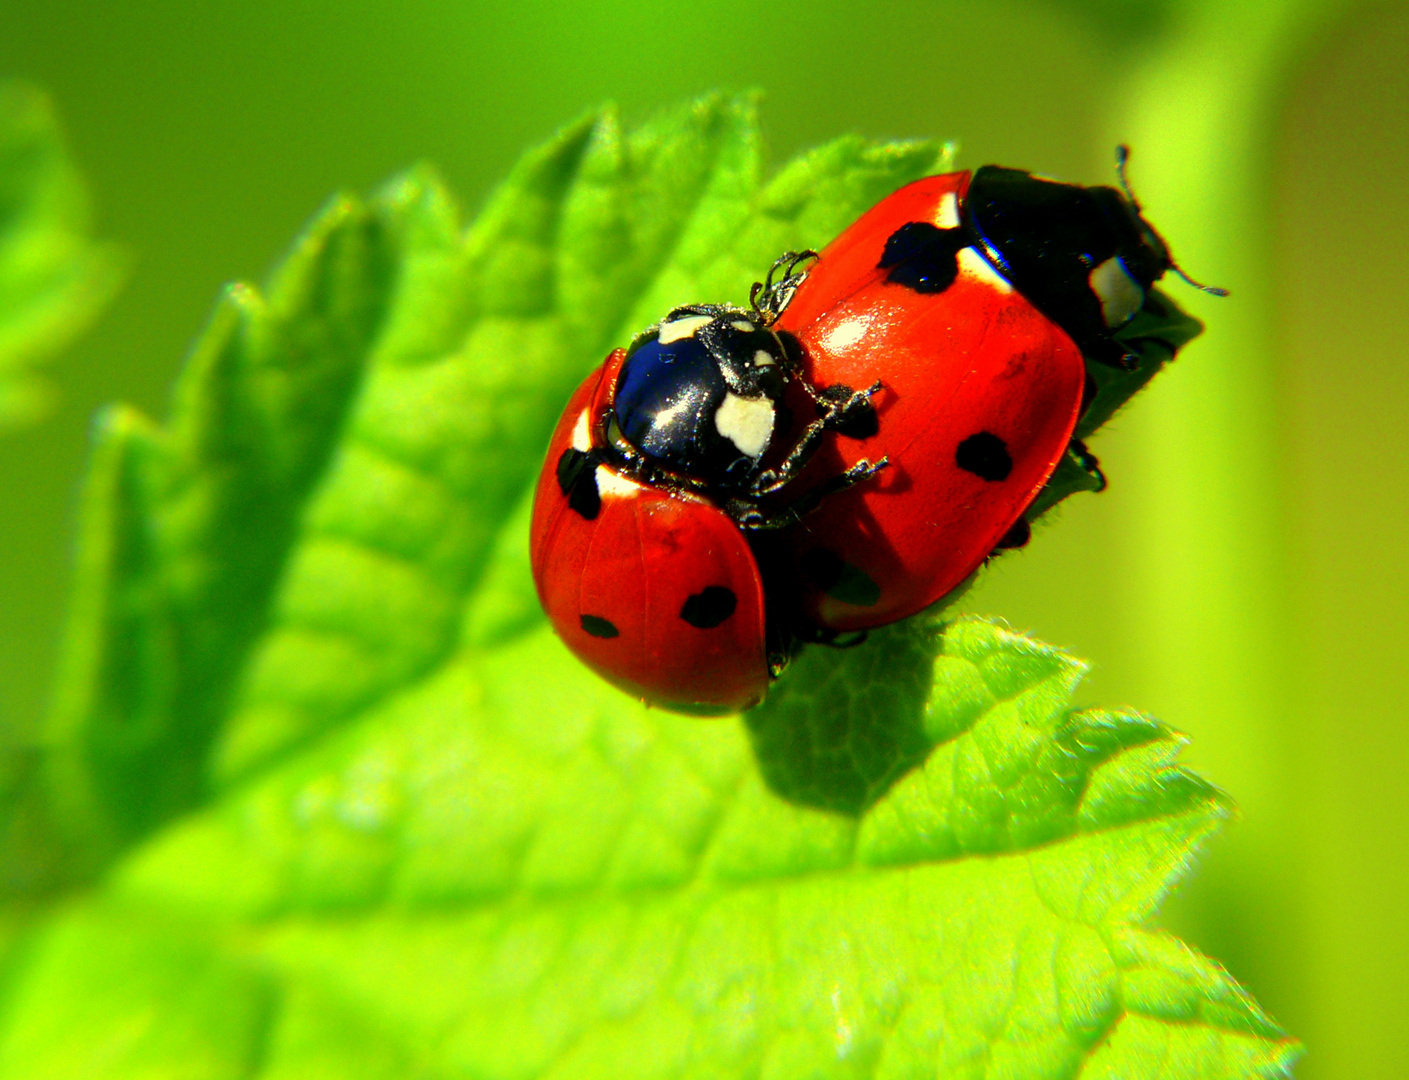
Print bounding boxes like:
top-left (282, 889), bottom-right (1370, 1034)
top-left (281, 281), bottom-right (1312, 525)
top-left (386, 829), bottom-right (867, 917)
top-left (962, 163), bottom-right (1175, 367)
top-left (612, 305), bottom-right (791, 489)
top-left (1088, 255), bottom-right (1145, 328)
top-left (714, 390), bottom-right (775, 460)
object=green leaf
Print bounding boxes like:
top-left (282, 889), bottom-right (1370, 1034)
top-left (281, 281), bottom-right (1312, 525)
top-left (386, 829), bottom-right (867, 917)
top-left (0, 82), bottom-right (121, 429)
top-left (3, 619), bottom-right (1295, 1078)
top-left (6, 94), bottom-right (1296, 1077)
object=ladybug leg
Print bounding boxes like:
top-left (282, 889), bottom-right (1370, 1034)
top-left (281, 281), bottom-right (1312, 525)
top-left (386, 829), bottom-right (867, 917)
top-left (750, 249), bottom-right (819, 323)
top-left (749, 380), bottom-right (883, 498)
top-left (805, 379), bottom-right (883, 440)
top-left (796, 624), bottom-right (870, 649)
top-left (728, 456), bottom-right (888, 531)
top-left (1070, 438), bottom-right (1108, 492)
top-left (993, 517), bottom-right (1032, 550)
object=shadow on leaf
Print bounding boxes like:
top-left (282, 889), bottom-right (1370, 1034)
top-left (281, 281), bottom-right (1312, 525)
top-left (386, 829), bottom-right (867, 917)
top-left (744, 614), bottom-right (944, 815)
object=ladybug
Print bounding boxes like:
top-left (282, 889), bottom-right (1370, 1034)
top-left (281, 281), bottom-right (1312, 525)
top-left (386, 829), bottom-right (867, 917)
top-left (531, 150), bottom-right (1207, 711)
top-left (528, 281), bottom-right (885, 714)
top-left (764, 152), bottom-right (1205, 631)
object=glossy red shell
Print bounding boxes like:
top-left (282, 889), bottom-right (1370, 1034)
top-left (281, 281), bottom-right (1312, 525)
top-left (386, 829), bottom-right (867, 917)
top-left (772, 172), bottom-right (1087, 630)
top-left (529, 350), bottom-right (770, 714)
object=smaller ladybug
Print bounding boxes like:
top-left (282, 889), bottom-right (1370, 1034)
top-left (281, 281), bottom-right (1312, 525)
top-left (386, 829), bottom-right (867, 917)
top-left (529, 267), bottom-right (885, 714)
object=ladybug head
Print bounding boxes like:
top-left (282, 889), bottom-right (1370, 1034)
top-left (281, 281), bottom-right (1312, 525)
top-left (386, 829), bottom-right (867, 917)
top-left (963, 159), bottom-right (1185, 366)
top-left (1084, 181), bottom-right (1171, 299)
top-left (610, 305), bottom-right (790, 487)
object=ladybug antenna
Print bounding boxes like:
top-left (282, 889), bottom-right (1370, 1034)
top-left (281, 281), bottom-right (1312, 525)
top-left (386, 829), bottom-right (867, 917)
top-left (751, 249), bottom-right (818, 324)
top-left (1169, 262), bottom-right (1230, 298)
top-left (1114, 143), bottom-right (1140, 210)
top-left (1114, 144), bottom-right (1229, 299)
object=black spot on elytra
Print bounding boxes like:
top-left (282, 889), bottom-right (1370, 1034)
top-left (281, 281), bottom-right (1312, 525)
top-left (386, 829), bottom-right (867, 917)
top-left (680, 586), bottom-right (737, 629)
top-left (580, 614), bottom-right (619, 638)
top-left (877, 221), bottom-right (964, 294)
top-left (801, 548), bottom-right (882, 607)
top-left (556, 447), bottom-right (601, 520)
top-left (955, 432), bottom-right (1012, 482)
top-left (994, 517), bottom-right (1031, 550)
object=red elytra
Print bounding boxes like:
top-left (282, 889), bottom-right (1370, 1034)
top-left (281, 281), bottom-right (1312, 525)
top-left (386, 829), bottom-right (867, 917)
top-left (769, 172), bottom-right (1087, 631)
top-left (529, 348), bottom-right (770, 714)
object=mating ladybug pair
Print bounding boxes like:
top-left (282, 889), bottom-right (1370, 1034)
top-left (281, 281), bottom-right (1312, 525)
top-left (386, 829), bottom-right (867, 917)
top-left (530, 153), bottom-right (1214, 714)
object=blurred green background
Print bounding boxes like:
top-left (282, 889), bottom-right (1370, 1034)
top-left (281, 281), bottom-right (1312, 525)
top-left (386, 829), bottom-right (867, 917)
top-left (0, 0), bottom-right (1404, 1075)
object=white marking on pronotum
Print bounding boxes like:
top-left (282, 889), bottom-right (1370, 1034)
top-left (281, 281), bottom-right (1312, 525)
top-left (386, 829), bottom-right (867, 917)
top-left (933, 192), bottom-right (960, 229)
top-left (715, 392), bottom-right (774, 459)
top-left (958, 246), bottom-right (1014, 293)
top-left (657, 314), bottom-right (712, 344)
top-left (1089, 255), bottom-right (1144, 327)
top-left (731, 319), bottom-right (758, 333)
top-left (595, 466), bottom-right (643, 499)
top-left (752, 349), bottom-right (776, 368)
top-left (821, 315), bottom-right (869, 353)
top-left (571, 408), bottom-right (591, 451)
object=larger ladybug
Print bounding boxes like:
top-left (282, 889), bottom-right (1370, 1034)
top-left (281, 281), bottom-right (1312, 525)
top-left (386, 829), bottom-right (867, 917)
top-left (763, 159), bottom-right (1186, 632)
